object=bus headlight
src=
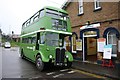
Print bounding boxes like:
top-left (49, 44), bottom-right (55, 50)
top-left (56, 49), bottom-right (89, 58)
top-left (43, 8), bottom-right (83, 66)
top-left (49, 55), bottom-right (53, 59)
top-left (66, 55), bottom-right (69, 58)
top-left (59, 39), bottom-right (62, 47)
top-left (59, 43), bottom-right (62, 46)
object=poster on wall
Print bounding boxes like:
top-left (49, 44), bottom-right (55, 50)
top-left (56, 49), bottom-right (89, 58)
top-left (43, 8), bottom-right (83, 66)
top-left (76, 39), bottom-right (82, 51)
top-left (97, 38), bottom-right (106, 52)
top-left (118, 40), bottom-right (120, 52)
top-left (103, 44), bottom-right (112, 59)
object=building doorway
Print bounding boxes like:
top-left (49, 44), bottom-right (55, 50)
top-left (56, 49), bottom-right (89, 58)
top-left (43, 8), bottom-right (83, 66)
top-left (80, 28), bottom-right (99, 62)
top-left (84, 37), bottom-right (97, 61)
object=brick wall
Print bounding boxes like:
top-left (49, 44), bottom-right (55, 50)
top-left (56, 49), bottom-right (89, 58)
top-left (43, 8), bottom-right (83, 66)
top-left (65, 2), bottom-right (120, 37)
top-left (98, 20), bottom-right (119, 37)
top-left (64, 2), bottom-right (120, 60)
top-left (118, 2), bottom-right (120, 31)
top-left (66, 2), bottom-right (119, 27)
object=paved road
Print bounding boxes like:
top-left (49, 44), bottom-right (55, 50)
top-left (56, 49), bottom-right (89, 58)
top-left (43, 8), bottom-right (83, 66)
top-left (2, 47), bottom-right (107, 79)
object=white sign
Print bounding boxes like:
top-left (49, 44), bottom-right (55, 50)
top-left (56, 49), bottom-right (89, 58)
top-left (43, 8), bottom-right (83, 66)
top-left (118, 40), bottom-right (120, 52)
top-left (103, 44), bottom-right (112, 59)
top-left (97, 38), bottom-right (106, 52)
top-left (80, 23), bottom-right (100, 30)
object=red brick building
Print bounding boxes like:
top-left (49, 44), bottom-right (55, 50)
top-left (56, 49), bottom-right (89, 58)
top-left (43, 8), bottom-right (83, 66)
top-left (62, 1), bottom-right (120, 62)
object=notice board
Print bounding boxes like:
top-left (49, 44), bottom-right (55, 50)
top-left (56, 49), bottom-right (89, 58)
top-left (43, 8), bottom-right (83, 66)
top-left (97, 38), bottom-right (106, 52)
top-left (76, 39), bottom-right (82, 51)
top-left (103, 44), bottom-right (112, 59)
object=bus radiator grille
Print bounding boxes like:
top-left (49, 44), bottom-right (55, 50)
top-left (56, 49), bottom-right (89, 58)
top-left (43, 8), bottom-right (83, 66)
top-left (55, 48), bottom-right (65, 66)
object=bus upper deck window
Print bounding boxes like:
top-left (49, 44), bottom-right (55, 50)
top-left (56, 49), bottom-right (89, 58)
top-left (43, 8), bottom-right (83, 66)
top-left (40, 10), bottom-right (45, 18)
top-left (33, 12), bottom-right (39, 21)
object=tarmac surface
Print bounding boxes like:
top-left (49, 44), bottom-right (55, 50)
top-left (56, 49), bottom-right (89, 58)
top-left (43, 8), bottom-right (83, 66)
top-left (2, 47), bottom-right (113, 80)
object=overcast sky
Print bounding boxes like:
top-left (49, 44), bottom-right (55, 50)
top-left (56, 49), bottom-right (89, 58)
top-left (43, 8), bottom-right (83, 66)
top-left (0, 0), bottom-right (66, 35)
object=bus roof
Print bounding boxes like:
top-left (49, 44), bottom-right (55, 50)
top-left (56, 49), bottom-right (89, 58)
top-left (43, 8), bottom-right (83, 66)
top-left (21, 6), bottom-right (71, 36)
top-left (22, 6), bottom-right (68, 27)
top-left (44, 6), bottom-right (68, 14)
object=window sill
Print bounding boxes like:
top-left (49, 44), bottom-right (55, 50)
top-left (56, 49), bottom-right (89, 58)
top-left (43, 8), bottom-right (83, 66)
top-left (93, 7), bottom-right (102, 12)
top-left (78, 13), bottom-right (84, 16)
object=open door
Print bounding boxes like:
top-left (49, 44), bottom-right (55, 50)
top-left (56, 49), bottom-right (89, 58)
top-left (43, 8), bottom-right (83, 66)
top-left (36, 32), bottom-right (40, 50)
top-left (84, 37), bottom-right (97, 61)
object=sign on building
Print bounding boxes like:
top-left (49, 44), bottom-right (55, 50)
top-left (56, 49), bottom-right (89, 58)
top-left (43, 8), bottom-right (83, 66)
top-left (80, 23), bottom-right (100, 30)
top-left (97, 38), bottom-right (106, 52)
top-left (76, 39), bottom-right (82, 51)
top-left (103, 44), bottom-right (112, 59)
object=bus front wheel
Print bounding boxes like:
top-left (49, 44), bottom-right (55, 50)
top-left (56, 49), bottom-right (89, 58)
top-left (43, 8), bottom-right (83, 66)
top-left (36, 55), bottom-right (44, 71)
top-left (67, 62), bottom-right (72, 68)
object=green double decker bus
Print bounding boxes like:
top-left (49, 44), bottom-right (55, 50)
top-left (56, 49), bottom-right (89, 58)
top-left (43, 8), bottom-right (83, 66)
top-left (20, 6), bottom-right (73, 71)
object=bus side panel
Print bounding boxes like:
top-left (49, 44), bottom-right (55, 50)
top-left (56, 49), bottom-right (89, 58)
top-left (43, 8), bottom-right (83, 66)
top-left (20, 43), bottom-right (36, 61)
top-left (20, 43), bottom-right (28, 57)
top-left (37, 45), bottom-right (56, 63)
top-left (36, 45), bottom-right (50, 62)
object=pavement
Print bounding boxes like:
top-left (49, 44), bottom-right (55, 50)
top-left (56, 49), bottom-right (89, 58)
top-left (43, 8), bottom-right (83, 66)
top-left (72, 60), bottom-right (120, 80)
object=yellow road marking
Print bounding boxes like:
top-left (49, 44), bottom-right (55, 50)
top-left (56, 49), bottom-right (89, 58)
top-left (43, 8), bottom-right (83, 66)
top-left (72, 69), bottom-right (106, 79)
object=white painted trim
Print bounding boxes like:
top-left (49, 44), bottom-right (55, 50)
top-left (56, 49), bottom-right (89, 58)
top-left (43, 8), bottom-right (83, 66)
top-left (95, 6), bottom-right (101, 10)
top-left (107, 32), bottom-right (109, 45)
top-left (79, 0), bottom-right (84, 14)
top-left (83, 35), bottom-right (97, 37)
top-left (72, 50), bottom-right (76, 53)
top-left (107, 31), bottom-right (118, 57)
top-left (46, 29), bottom-right (72, 35)
top-left (82, 34), bottom-right (85, 61)
top-left (94, 0), bottom-right (101, 10)
top-left (82, 33), bottom-right (97, 62)
top-left (71, 37), bottom-right (77, 53)
top-left (107, 32), bottom-right (117, 45)
top-left (118, 40), bottom-right (120, 52)
top-left (80, 23), bottom-right (100, 30)
top-left (21, 29), bottom-right (72, 37)
top-left (20, 30), bottom-right (44, 37)
top-left (111, 54), bottom-right (117, 57)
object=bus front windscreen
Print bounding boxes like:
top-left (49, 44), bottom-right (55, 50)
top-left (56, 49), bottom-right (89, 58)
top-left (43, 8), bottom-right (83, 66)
top-left (46, 32), bottom-right (64, 47)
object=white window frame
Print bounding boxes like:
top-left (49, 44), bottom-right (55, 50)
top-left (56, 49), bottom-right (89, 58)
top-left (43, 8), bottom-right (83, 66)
top-left (107, 32), bottom-right (117, 45)
top-left (72, 35), bottom-right (77, 53)
top-left (107, 32), bottom-right (117, 57)
top-left (79, 0), bottom-right (83, 14)
top-left (94, 0), bottom-right (101, 10)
